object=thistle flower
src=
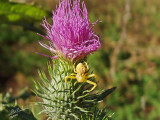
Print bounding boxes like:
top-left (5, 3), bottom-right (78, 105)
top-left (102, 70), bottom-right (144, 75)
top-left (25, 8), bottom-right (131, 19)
top-left (39, 0), bottom-right (101, 61)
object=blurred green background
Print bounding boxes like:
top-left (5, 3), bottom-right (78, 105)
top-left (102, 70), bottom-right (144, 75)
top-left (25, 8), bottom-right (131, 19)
top-left (0, 0), bottom-right (160, 119)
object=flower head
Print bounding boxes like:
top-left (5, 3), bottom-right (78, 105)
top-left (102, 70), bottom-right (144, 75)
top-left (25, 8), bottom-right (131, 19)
top-left (39, 0), bottom-right (101, 61)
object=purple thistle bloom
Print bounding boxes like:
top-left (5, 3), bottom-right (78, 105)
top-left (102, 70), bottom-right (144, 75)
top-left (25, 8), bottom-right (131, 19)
top-left (39, 0), bottom-right (101, 62)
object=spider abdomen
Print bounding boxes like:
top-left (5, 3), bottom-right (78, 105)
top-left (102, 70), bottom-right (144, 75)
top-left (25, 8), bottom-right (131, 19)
top-left (76, 74), bottom-right (86, 83)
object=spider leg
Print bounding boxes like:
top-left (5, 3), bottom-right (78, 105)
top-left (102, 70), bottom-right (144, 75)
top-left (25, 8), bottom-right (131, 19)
top-left (70, 73), bottom-right (77, 76)
top-left (74, 68), bottom-right (77, 73)
top-left (84, 73), bottom-right (89, 76)
top-left (73, 63), bottom-right (77, 73)
top-left (86, 74), bottom-right (98, 82)
top-left (84, 62), bottom-right (89, 71)
top-left (86, 80), bottom-right (97, 91)
top-left (65, 76), bottom-right (76, 83)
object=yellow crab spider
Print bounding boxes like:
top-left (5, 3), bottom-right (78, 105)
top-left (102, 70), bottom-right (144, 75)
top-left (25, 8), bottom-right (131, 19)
top-left (65, 62), bottom-right (98, 92)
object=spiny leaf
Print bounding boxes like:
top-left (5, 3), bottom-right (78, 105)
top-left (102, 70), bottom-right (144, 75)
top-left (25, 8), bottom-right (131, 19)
top-left (70, 113), bottom-right (79, 119)
top-left (6, 106), bottom-right (37, 120)
top-left (96, 87), bottom-right (116, 102)
top-left (74, 106), bottom-right (90, 113)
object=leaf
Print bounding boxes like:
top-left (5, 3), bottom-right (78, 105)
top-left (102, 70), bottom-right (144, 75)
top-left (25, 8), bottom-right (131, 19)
top-left (0, 109), bottom-right (9, 120)
top-left (6, 106), bottom-right (37, 120)
top-left (96, 87), bottom-right (116, 102)
top-left (0, 1), bottom-right (48, 23)
top-left (0, 1), bottom-right (49, 33)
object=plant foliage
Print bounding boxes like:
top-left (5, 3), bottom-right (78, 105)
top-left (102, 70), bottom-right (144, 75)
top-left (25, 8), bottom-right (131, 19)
top-left (0, 1), bottom-right (48, 24)
top-left (33, 59), bottom-right (116, 120)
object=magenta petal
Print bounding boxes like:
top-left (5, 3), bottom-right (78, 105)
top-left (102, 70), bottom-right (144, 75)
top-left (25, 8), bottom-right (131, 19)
top-left (35, 52), bottom-right (58, 59)
top-left (39, 0), bottom-right (101, 61)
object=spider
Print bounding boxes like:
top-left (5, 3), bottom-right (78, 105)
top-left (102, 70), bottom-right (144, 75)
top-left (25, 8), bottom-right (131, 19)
top-left (65, 62), bottom-right (98, 92)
